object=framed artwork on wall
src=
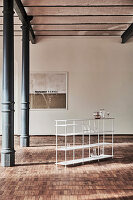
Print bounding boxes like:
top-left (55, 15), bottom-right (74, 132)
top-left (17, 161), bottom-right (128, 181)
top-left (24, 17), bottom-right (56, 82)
top-left (30, 72), bottom-right (68, 110)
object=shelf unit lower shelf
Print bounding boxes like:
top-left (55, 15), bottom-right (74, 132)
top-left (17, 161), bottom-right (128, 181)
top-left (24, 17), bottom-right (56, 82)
top-left (57, 155), bottom-right (113, 166)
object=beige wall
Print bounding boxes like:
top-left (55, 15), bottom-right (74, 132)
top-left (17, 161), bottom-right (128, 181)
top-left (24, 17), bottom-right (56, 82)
top-left (0, 36), bottom-right (133, 135)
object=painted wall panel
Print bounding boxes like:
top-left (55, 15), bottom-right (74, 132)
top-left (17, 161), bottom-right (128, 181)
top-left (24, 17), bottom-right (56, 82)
top-left (0, 36), bottom-right (133, 135)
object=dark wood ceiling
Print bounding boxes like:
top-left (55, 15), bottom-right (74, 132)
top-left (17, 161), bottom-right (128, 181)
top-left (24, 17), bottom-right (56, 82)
top-left (0, 0), bottom-right (133, 37)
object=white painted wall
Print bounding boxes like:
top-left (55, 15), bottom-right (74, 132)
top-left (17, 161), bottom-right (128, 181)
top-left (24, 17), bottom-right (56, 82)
top-left (0, 36), bottom-right (133, 135)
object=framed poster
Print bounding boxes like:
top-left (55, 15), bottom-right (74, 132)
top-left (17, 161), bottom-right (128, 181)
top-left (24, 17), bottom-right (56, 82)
top-left (30, 72), bottom-right (68, 110)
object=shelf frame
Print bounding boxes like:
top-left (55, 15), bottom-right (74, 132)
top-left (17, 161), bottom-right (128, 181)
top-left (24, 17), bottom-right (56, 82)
top-left (55, 118), bottom-right (114, 167)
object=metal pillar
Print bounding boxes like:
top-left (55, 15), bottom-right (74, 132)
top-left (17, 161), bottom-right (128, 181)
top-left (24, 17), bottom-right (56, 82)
top-left (20, 23), bottom-right (30, 147)
top-left (1, 0), bottom-right (15, 167)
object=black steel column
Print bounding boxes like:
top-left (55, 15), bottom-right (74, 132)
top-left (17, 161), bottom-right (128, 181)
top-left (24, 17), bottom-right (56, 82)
top-left (1, 0), bottom-right (15, 167)
top-left (20, 23), bottom-right (30, 147)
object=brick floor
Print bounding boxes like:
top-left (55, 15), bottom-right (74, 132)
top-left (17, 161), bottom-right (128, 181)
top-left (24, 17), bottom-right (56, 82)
top-left (0, 135), bottom-right (133, 200)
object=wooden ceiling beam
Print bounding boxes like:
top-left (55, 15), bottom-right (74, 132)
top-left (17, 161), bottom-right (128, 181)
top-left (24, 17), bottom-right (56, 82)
top-left (22, 0), bottom-right (133, 7)
top-left (31, 24), bottom-right (129, 31)
top-left (1, 15), bottom-right (133, 25)
top-left (0, 7), bottom-right (133, 16)
top-left (24, 7), bottom-right (133, 16)
top-left (31, 16), bottom-right (133, 25)
top-left (33, 30), bottom-right (123, 36)
top-left (0, 24), bottom-right (129, 31)
top-left (1, 16), bottom-right (133, 25)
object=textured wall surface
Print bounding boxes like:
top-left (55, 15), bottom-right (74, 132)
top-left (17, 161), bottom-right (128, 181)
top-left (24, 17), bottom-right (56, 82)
top-left (0, 36), bottom-right (133, 135)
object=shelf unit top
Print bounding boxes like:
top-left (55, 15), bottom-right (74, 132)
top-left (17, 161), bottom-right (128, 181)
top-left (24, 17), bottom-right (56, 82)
top-left (55, 118), bottom-right (114, 122)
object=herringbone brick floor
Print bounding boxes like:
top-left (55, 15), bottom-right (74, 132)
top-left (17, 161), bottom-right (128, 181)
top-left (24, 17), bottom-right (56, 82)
top-left (0, 135), bottom-right (133, 200)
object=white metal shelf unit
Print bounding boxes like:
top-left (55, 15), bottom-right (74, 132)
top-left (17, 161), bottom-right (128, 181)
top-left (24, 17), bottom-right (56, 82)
top-left (55, 118), bottom-right (114, 167)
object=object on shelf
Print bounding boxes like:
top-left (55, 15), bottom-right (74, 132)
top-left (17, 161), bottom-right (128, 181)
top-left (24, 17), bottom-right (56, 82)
top-left (93, 109), bottom-right (110, 119)
top-left (90, 153), bottom-right (93, 157)
top-left (91, 148), bottom-right (97, 157)
top-left (67, 143), bottom-right (71, 147)
top-left (100, 147), bottom-right (104, 155)
top-left (93, 112), bottom-right (101, 119)
top-left (99, 109), bottom-right (105, 118)
top-left (107, 112), bottom-right (110, 118)
top-left (93, 148), bottom-right (97, 157)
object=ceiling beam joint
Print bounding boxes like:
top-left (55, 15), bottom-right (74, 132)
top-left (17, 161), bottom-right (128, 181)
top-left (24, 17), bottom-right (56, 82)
top-left (121, 23), bottom-right (133, 43)
top-left (14, 0), bottom-right (36, 44)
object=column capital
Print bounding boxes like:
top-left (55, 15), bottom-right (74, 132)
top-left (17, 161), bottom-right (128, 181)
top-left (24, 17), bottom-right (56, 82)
top-left (3, 10), bottom-right (15, 15)
top-left (21, 15), bottom-right (33, 30)
top-left (3, 0), bottom-right (14, 15)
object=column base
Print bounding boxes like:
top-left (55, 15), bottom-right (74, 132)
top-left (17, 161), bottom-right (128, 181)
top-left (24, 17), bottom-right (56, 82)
top-left (1, 150), bottom-right (15, 167)
top-left (20, 136), bottom-right (30, 147)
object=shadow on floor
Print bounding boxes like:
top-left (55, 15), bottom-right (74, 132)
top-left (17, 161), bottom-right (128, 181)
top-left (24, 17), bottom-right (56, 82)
top-left (95, 195), bottom-right (133, 200)
top-left (15, 161), bottom-right (56, 167)
top-left (30, 144), bottom-right (56, 147)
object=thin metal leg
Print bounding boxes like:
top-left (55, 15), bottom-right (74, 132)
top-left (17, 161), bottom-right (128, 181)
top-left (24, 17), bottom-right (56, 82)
top-left (65, 121), bottom-right (67, 169)
top-left (73, 120), bottom-right (75, 163)
top-left (112, 119), bottom-right (114, 158)
top-left (103, 119), bottom-right (105, 155)
top-left (89, 120), bottom-right (90, 158)
top-left (56, 121), bottom-right (57, 168)
top-left (94, 120), bottom-right (96, 133)
top-left (82, 121), bottom-right (84, 164)
top-left (98, 120), bottom-right (99, 161)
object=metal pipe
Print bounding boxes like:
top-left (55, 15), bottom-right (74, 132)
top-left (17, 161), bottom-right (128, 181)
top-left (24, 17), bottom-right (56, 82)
top-left (1, 0), bottom-right (15, 167)
top-left (20, 23), bottom-right (30, 147)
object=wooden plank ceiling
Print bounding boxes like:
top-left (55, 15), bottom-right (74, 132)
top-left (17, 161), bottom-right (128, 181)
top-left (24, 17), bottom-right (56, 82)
top-left (0, 0), bottom-right (133, 37)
